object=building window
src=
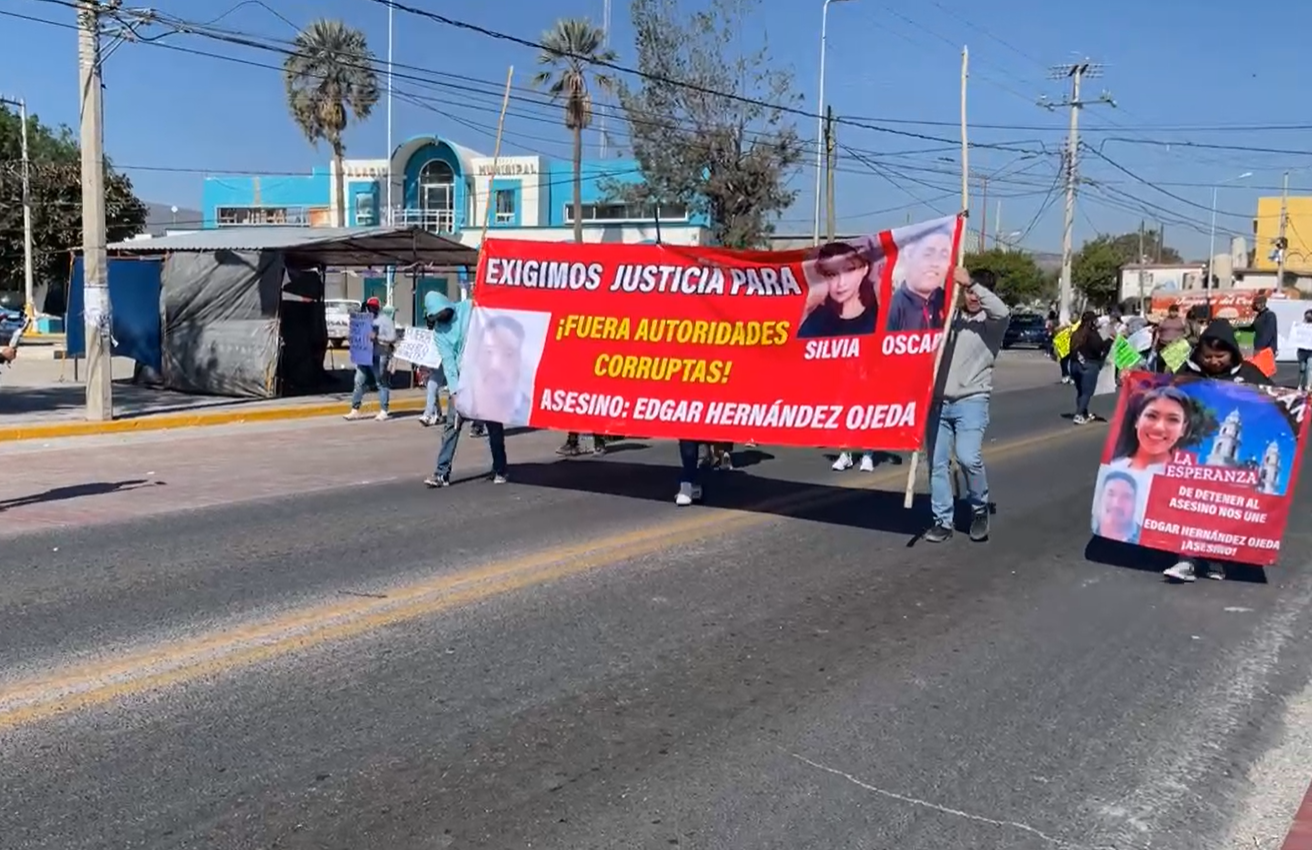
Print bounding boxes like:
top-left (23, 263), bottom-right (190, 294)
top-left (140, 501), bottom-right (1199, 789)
top-left (354, 192), bottom-right (376, 226)
top-left (215, 206), bottom-right (311, 226)
top-left (494, 188), bottom-right (516, 224)
top-left (563, 202), bottom-right (689, 224)
top-left (418, 159), bottom-right (456, 232)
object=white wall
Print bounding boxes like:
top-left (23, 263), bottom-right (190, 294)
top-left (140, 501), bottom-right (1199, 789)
top-left (458, 223), bottom-right (707, 248)
top-left (469, 156), bottom-right (543, 228)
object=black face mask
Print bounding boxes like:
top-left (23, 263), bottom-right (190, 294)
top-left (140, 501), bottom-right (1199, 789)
top-left (425, 316), bottom-right (437, 329)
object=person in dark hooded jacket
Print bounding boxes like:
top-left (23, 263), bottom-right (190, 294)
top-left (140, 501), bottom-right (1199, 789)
top-left (1162, 319), bottom-right (1271, 583)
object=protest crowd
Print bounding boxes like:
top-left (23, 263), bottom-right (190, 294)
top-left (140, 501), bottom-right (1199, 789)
top-left (339, 213), bottom-right (1309, 590)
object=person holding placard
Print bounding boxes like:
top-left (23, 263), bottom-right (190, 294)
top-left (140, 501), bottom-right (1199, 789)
top-left (1296, 309), bottom-right (1312, 391)
top-left (344, 298), bottom-right (397, 422)
top-left (1162, 319), bottom-right (1273, 583)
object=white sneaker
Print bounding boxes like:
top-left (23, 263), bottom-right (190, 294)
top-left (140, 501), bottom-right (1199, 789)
top-left (675, 482), bottom-right (703, 506)
top-left (343, 409), bottom-right (363, 420)
top-left (1163, 561), bottom-right (1197, 582)
top-left (374, 410), bottom-right (391, 421)
top-left (832, 452), bottom-right (854, 471)
top-left (859, 452), bottom-right (875, 472)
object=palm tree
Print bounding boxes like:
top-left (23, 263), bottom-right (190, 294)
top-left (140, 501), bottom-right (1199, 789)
top-left (283, 19), bottom-right (380, 228)
top-left (532, 18), bottom-right (616, 243)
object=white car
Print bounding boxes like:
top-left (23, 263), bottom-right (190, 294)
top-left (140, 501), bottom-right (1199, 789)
top-left (325, 299), bottom-right (358, 348)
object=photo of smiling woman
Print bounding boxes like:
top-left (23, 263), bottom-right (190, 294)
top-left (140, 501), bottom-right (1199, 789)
top-left (797, 241), bottom-right (879, 338)
top-left (1107, 384), bottom-right (1212, 475)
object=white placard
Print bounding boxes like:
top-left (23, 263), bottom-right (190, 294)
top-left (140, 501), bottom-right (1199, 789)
top-left (1289, 323), bottom-right (1312, 351)
top-left (394, 326), bottom-right (442, 369)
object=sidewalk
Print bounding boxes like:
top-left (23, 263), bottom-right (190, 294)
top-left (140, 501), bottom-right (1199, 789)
top-left (0, 355), bottom-right (427, 441)
top-left (0, 418), bottom-right (568, 538)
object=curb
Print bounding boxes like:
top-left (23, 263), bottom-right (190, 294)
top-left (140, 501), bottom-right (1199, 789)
top-left (0, 396), bottom-right (428, 442)
top-left (1282, 781), bottom-right (1312, 850)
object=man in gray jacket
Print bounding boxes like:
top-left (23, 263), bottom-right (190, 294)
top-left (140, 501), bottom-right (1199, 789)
top-left (923, 267), bottom-right (1011, 543)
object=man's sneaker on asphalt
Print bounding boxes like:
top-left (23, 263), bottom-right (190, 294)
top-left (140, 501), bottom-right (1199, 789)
top-left (375, 410), bottom-right (391, 421)
top-left (968, 507), bottom-right (990, 541)
top-left (492, 473), bottom-right (508, 485)
top-left (923, 523), bottom-right (954, 543)
top-left (675, 482), bottom-right (703, 506)
top-left (423, 474), bottom-right (451, 488)
top-left (859, 453), bottom-right (876, 472)
top-left (1163, 561), bottom-right (1197, 582)
top-left (419, 415), bottom-right (435, 427)
top-left (1071, 414), bottom-right (1087, 425)
top-left (832, 451), bottom-right (854, 471)
top-left (343, 409), bottom-right (364, 420)
top-left (556, 442), bottom-right (581, 457)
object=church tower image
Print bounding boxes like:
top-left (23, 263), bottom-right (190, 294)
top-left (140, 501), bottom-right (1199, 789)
top-left (1207, 409), bottom-right (1243, 466)
top-left (1259, 440), bottom-right (1282, 494)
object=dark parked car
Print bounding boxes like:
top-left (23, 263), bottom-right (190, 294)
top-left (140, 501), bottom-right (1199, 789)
top-left (1002, 314), bottom-right (1050, 349)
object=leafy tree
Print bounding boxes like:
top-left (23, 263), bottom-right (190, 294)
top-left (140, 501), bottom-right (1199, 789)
top-left (283, 19), bottom-right (379, 227)
top-left (1106, 227), bottom-right (1181, 265)
top-left (0, 105), bottom-right (146, 303)
top-left (1071, 236), bottom-right (1123, 308)
top-left (609, 0), bottom-right (804, 248)
top-left (532, 18), bottom-right (617, 244)
top-left (962, 248), bottom-right (1047, 306)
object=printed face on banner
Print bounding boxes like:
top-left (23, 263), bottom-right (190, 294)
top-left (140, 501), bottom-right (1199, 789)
top-left (797, 239), bottom-right (885, 340)
top-left (456, 307), bottom-right (550, 428)
top-left (459, 214), bottom-right (963, 448)
top-left (1090, 371), bottom-right (1310, 566)
top-left (886, 218), bottom-right (955, 333)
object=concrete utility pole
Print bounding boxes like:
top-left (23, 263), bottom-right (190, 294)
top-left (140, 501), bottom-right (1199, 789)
top-left (1039, 61), bottom-right (1114, 325)
top-left (1276, 170), bottom-right (1290, 291)
top-left (79, 0), bottom-right (112, 421)
top-left (824, 105), bottom-right (836, 243)
top-left (0, 95), bottom-right (34, 321)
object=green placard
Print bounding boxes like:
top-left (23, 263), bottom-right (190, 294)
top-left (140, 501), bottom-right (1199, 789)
top-left (1160, 338), bottom-right (1192, 372)
top-left (1112, 335), bottom-right (1142, 371)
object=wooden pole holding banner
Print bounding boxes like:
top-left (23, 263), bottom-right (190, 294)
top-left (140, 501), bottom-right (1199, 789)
top-left (477, 67), bottom-right (515, 254)
top-left (904, 46), bottom-right (969, 510)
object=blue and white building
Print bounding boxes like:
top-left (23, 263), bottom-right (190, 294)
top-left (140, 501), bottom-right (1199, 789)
top-left (201, 134), bottom-right (711, 248)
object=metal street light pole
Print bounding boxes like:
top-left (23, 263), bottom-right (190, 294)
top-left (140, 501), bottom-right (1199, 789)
top-left (812, 0), bottom-right (852, 245)
top-left (0, 95), bottom-right (34, 322)
top-left (1207, 171), bottom-right (1251, 288)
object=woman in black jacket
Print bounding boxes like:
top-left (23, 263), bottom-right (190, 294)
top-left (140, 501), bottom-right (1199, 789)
top-left (1069, 312), bottom-right (1113, 423)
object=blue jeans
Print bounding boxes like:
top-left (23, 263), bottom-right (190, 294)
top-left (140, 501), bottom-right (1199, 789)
top-left (678, 440), bottom-right (701, 485)
top-left (434, 404), bottom-right (506, 478)
top-left (930, 395), bottom-right (990, 525)
top-left (424, 375), bottom-right (442, 419)
top-left (1071, 358), bottom-right (1101, 417)
top-left (350, 352), bottom-right (392, 411)
top-left (1299, 350), bottom-right (1311, 390)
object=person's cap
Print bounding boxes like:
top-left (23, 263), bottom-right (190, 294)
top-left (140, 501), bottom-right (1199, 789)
top-left (365, 297), bottom-right (381, 308)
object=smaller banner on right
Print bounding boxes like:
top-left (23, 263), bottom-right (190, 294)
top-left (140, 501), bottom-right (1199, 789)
top-left (1091, 371), bottom-right (1310, 565)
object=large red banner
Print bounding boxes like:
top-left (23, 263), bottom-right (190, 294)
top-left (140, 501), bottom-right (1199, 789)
top-left (1090, 371), bottom-right (1310, 566)
top-left (453, 214), bottom-right (964, 449)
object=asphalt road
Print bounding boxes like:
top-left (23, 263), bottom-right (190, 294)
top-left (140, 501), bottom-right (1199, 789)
top-left (3, 380), bottom-right (1312, 850)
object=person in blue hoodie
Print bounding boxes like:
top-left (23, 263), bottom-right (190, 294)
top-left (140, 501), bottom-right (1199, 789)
top-left (420, 291), bottom-right (509, 487)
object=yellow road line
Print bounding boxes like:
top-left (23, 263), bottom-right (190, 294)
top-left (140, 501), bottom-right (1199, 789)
top-left (0, 422), bottom-right (1100, 730)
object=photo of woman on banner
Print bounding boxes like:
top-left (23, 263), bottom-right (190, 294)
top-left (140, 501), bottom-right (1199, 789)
top-left (1091, 467), bottom-right (1147, 544)
top-left (885, 216), bottom-right (955, 333)
top-left (797, 239), bottom-right (882, 338)
top-left (1107, 384), bottom-right (1212, 475)
top-left (455, 307), bottom-right (550, 429)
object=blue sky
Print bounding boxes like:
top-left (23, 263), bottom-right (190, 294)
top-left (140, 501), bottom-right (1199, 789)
top-left (3, 0), bottom-right (1311, 257)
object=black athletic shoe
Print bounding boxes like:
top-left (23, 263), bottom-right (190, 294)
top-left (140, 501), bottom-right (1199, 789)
top-left (923, 523), bottom-right (953, 543)
top-left (968, 507), bottom-right (990, 541)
